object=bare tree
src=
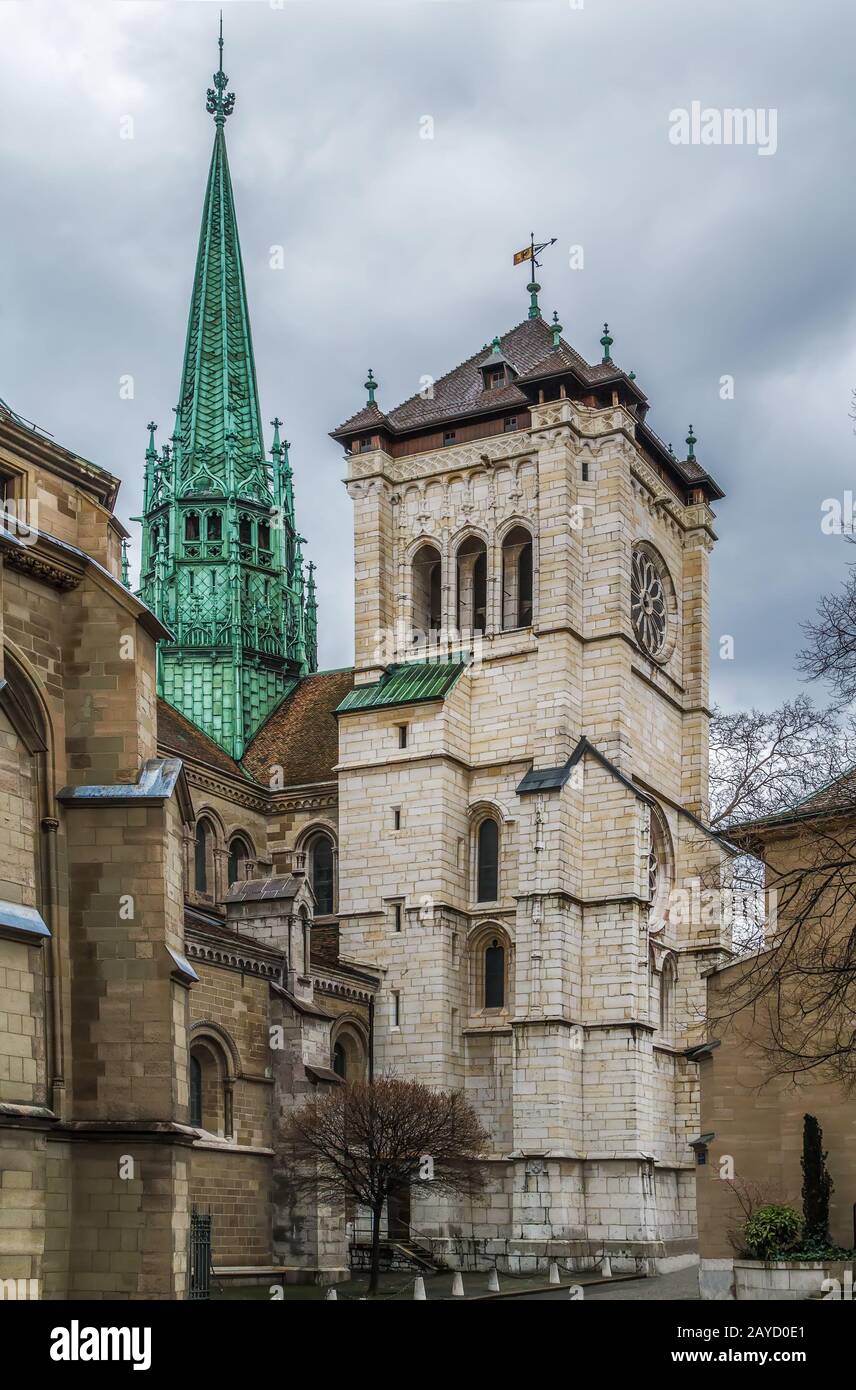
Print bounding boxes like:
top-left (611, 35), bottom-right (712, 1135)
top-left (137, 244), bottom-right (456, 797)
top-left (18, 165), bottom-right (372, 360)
top-left (798, 549), bottom-right (856, 706)
top-left (709, 696), bottom-right (849, 832)
top-left (283, 1076), bottom-right (488, 1295)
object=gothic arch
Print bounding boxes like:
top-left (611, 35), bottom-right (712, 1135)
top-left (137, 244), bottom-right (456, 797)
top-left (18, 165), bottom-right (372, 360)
top-left (331, 1016), bottom-right (369, 1081)
top-left (297, 822), bottom-right (338, 917)
top-left (468, 921), bottom-right (514, 1015)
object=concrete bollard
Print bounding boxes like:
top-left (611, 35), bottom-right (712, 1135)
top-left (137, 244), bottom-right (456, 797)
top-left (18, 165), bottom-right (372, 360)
top-left (601, 1256), bottom-right (612, 1278)
top-left (325, 1287), bottom-right (338, 1300)
top-left (451, 1271), bottom-right (465, 1297)
top-left (487, 1268), bottom-right (500, 1293)
top-left (549, 1260), bottom-right (561, 1285)
top-left (413, 1276), bottom-right (427, 1300)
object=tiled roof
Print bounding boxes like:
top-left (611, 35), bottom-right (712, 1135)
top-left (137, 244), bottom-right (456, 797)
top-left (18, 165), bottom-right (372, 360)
top-left (336, 660), bottom-right (467, 714)
top-left (241, 668), bottom-right (355, 785)
top-left (332, 317), bottom-right (643, 438)
top-left (157, 698), bottom-right (247, 779)
top-left (330, 314), bottom-right (723, 499)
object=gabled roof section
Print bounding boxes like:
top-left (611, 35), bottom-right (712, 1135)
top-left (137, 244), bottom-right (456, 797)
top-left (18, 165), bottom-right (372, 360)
top-left (335, 659), bottom-right (467, 714)
top-left (157, 697), bottom-right (247, 779)
top-left (241, 668), bottom-right (355, 786)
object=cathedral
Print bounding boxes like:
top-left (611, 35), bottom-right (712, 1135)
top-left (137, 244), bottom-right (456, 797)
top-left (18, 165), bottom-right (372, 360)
top-left (0, 30), bottom-right (728, 1298)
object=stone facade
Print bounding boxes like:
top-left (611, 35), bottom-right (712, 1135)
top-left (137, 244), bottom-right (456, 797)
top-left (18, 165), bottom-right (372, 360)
top-left (332, 329), bottom-right (728, 1272)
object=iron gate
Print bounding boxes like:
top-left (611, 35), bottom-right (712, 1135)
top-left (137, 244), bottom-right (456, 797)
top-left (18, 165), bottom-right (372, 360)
top-left (188, 1207), bottom-right (212, 1300)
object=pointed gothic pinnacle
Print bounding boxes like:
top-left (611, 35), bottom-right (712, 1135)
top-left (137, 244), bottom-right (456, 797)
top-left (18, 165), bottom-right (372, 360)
top-left (686, 424), bottom-right (697, 461)
top-left (146, 422), bottom-right (157, 458)
top-left (270, 416), bottom-right (283, 455)
top-left (206, 11), bottom-right (236, 124)
top-left (121, 539), bottom-right (130, 590)
top-left (600, 323), bottom-right (613, 364)
top-left (551, 311), bottom-right (563, 350)
top-left (365, 369), bottom-right (378, 405)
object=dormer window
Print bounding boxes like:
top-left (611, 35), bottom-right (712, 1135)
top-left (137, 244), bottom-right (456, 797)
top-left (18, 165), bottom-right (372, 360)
top-left (486, 366), bottom-right (506, 390)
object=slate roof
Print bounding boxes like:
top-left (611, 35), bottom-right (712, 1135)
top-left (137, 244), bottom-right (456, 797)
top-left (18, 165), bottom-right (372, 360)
top-left (241, 668), bottom-right (355, 786)
top-left (336, 660), bottom-right (467, 714)
top-left (331, 314), bottom-right (723, 499)
top-left (157, 698), bottom-right (247, 779)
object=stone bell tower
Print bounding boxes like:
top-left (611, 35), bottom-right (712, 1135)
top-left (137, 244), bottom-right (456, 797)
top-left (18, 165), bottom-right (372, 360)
top-left (329, 279), bottom-right (727, 1272)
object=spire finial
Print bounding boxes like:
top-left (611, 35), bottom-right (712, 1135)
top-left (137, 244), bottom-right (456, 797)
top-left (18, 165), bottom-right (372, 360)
top-left (121, 539), bottom-right (131, 590)
top-left (513, 232), bottom-right (555, 320)
top-left (270, 416), bottom-right (283, 456)
top-left (146, 421), bottom-right (158, 458)
top-left (365, 369), bottom-right (378, 405)
top-left (551, 310), bottom-right (563, 350)
top-left (686, 424), bottom-right (697, 461)
top-left (600, 323), bottom-right (613, 364)
top-left (206, 11), bottom-right (236, 125)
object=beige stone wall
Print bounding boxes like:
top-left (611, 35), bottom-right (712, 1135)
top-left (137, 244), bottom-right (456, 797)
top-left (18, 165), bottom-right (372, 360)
top-left (337, 395), bottom-right (723, 1260)
top-left (189, 1147), bottom-right (271, 1268)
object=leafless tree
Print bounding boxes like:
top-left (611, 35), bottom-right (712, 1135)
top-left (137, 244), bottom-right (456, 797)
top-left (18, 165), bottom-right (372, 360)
top-left (283, 1076), bottom-right (488, 1295)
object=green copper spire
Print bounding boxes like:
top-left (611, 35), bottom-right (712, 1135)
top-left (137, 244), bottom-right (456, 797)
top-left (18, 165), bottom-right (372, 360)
top-left (138, 21), bottom-right (317, 760)
top-left (365, 369), bottom-right (378, 405)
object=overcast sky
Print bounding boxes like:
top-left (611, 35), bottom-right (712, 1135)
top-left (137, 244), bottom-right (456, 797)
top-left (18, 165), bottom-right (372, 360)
top-left (2, 0), bottom-right (855, 707)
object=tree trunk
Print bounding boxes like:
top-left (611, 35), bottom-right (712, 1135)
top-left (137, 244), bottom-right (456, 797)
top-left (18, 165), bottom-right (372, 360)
top-left (368, 1200), bottom-right (384, 1296)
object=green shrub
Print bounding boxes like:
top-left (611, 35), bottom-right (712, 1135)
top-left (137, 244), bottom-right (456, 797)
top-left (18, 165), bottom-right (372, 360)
top-left (742, 1204), bottom-right (803, 1261)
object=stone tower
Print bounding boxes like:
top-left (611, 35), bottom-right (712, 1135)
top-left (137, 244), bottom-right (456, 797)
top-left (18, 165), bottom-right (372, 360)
top-left (138, 24), bottom-right (317, 759)
top-left (330, 292), bottom-right (728, 1271)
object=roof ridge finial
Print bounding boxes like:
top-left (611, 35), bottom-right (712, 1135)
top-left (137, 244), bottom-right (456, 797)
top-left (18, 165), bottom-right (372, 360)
top-left (686, 424), bottom-right (697, 461)
top-left (206, 11), bottom-right (236, 125)
top-left (551, 310), bottom-right (563, 350)
top-left (600, 322), bottom-right (613, 364)
top-left (365, 369), bottom-right (378, 405)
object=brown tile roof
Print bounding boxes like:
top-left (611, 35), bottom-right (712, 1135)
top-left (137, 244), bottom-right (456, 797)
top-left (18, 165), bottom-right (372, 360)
top-left (241, 669), bottom-right (355, 786)
top-left (157, 698), bottom-right (248, 779)
top-left (330, 315), bottom-right (723, 500)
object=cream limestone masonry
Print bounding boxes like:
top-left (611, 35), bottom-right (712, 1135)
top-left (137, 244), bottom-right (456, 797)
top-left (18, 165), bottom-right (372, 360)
top-left (336, 396), bottom-right (725, 1272)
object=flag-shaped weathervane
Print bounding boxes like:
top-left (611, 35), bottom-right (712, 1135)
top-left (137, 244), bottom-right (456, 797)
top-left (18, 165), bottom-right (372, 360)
top-left (513, 233), bottom-right (556, 319)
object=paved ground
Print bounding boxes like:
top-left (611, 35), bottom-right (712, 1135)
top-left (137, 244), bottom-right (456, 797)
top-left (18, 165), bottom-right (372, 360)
top-left (215, 1265), bottom-right (700, 1301)
top-left (503, 1266), bottom-right (700, 1301)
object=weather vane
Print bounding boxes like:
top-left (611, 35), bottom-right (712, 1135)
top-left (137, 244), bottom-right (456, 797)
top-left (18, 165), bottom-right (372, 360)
top-left (206, 11), bottom-right (236, 125)
top-left (513, 232), bottom-right (556, 319)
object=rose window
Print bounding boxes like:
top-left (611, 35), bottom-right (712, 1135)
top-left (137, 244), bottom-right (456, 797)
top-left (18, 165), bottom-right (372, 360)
top-left (631, 548), bottom-right (668, 657)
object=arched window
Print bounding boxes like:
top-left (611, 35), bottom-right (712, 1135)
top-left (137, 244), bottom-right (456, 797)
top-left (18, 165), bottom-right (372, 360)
top-left (456, 537), bottom-right (487, 635)
top-left (206, 511), bottom-right (222, 542)
top-left (194, 819), bottom-right (211, 894)
top-left (239, 514), bottom-right (254, 547)
top-left (501, 526), bottom-right (534, 630)
top-left (484, 938), bottom-right (505, 1009)
top-left (308, 833), bottom-right (335, 915)
top-left (412, 543), bottom-right (442, 641)
top-left (258, 520), bottom-right (271, 552)
top-left (189, 1054), bottom-right (203, 1127)
top-left (660, 955), bottom-right (676, 1035)
top-left (184, 511), bottom-right (200, 542)
top-left (188, 1040), bottom-right (232, 1136)
top-left (228, 836), bottom-right (251, 886)
top-left (476, 818), bottom-right (499, 902)
top-left (331, 1024), bottom-right (368, 1082)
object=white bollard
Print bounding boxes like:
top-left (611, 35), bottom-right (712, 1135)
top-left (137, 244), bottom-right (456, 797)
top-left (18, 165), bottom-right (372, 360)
top-left (451, 1271), bottom-right (465, 1297)
top-left (325, 1286), bottom-right (338, 1300)
top-left (601, 1256), bottom-right (612, 1279)
top-left (487, 1268), bottom-right (500, 1293)
top-left (549, 1260), bottom-right (560, 1285)
top-left (413, 1276), bottom-right (427, 1300)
